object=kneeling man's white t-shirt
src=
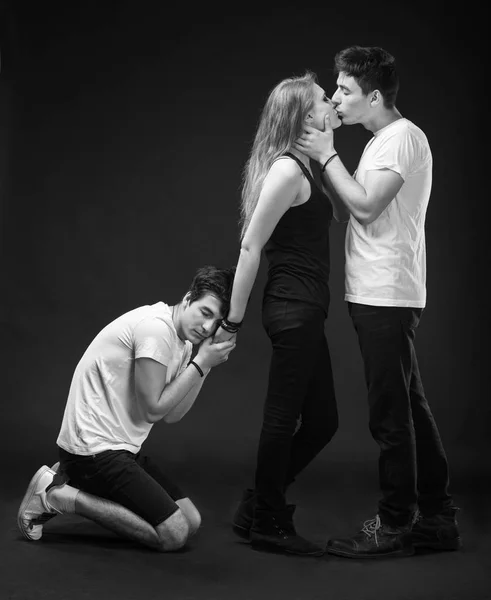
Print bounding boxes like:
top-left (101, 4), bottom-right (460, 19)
top-left (57, 302), bottom-right (192, 456)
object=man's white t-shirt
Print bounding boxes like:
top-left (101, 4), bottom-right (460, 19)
top-left (345, 118), bottom-right (432, 308)
top-left (57, 302), bottom-right (192, 456)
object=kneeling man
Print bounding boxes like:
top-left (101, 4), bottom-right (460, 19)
top-left (18, 265), bottom-right (236, 552)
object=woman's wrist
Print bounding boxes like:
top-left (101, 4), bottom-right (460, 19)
top-left (220, 316), bottom-right (243, 334)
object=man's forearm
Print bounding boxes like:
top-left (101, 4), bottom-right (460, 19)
top-left (144, 361), bottom-right (210, 423)
top-left (321, 169), bottom-right (350, 223)
top-left (163, 372), bottom-right (209, 423)
top-left (321, 156), bottom-right (371, 223)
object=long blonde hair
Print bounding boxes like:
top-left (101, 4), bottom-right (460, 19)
top-left (239, 71), bottom-right (317, 240)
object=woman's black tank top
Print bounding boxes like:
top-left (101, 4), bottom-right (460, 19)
top-left (263, 152), bottom-right (333, 313)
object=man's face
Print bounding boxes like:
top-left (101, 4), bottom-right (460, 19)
top-left (331, 72), bottom-right (371, 126)
top-left (180, 293), bottom-right (223, 344)
top-left (308, 83), bottom-right (342, 130)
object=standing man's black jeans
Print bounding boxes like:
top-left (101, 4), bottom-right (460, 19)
top-left (348, 302), bottom-right (453, 527)
top-left (254, 297), bottom-right (339, 514)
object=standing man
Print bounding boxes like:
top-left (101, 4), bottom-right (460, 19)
top-left (18, 265), bottom-right (236, 552)
top-left (295, 46), bottom-right (462, 558)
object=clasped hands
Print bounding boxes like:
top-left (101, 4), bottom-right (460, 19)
top-left (213, 325), bottom-right (237, 345)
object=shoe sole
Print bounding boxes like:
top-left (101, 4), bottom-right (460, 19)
top-left (17, 465), bottom-right (52, 541)
top-left (327, 546), bottom-right (414, 559)
top-left (413, 538), bottom-right (463, 551)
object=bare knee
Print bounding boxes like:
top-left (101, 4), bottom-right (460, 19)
top-left (187, 508), bottom-right (201, 537)
top-left (155, 509), bottom-right (189, 552)
top-left (176, 498), bottom-right (201, 537)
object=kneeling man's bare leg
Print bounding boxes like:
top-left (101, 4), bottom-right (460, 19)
top-left (176, 498), bottom-right (201, 537)
top-left (17, 466), bottom-right (190, 552)
top-left (73, 489), bottom-right (190, 552)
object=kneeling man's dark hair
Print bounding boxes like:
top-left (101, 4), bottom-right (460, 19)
top-left (187, 265), bottom-right (236, 317)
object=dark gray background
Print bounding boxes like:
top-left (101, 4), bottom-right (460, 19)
top-left (1, 1), bottom-right (487, 492)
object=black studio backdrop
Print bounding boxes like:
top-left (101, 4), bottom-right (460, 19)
top-left (0, 1), bottom-right (488, 489)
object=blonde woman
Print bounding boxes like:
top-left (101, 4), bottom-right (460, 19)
top-left (214, 72), bottom-right (344, 556)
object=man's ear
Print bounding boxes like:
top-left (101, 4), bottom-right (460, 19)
top-left (370, 90), bottom-right (382, 106)
top-left (183, 291), bottom-right (191, 306)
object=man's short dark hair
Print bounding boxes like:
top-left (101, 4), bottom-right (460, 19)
top-left (334, 46), bottom-right (399, 109)
top-left (187, 265), bottom-right (236, 317)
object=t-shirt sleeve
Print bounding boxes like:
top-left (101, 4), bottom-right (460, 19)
top-left (133, 317), bottom-right (174, 366)
top-left (178, 344), bottom-right (192, 376)
top-left (371, 130), bottom-right (419, 181)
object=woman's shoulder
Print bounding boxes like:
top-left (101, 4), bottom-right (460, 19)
top-left (269, 155), bottom-right (303, 180)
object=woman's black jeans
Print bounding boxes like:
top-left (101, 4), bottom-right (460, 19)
top-left (348, 302), bottom-right (452, 527)
top-left (254, 297), bottom-right (339, 514)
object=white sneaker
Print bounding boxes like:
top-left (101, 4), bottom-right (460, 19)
top-left (17, 465), bottom-right (64, 541)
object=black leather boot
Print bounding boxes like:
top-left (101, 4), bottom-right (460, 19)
top-left (232, 488), bottom-right (255, 540)
top-left (327, 514), bottom-right (414, 558)
top-left (411, 506), bottom-right (463, 551)
top-left (250, 506), bottom-right (324, 557)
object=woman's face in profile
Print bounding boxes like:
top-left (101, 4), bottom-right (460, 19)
top-left (307, 83), bottom-right (342, 131)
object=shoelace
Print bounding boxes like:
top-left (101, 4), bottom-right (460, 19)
top-left (271, 516), bottom-right (294, 539)
top-left (361, 515), bottom-right (382, 546)
top-left (30, 512), bottom-right (57, 527)
top-left (272, 522), bottom-right (288, 539)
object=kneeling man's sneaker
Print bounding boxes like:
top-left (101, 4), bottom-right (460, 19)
top-left (411, 507), bottom-right (463, 551)
top-left (327, 514), bottom-right (414, 558)
top-left (17, 465), bottom-right (66, 541)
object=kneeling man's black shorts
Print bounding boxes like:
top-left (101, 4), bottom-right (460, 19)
top-left (58, 447), bottom-right (184, 526)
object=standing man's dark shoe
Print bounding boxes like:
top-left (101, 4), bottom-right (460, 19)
top-left (411, 506), bottom-right (462, 551)
top-left (326, 515), bottom-right (414, 558)
top-left (250, 507), bottom-right (325, 557)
